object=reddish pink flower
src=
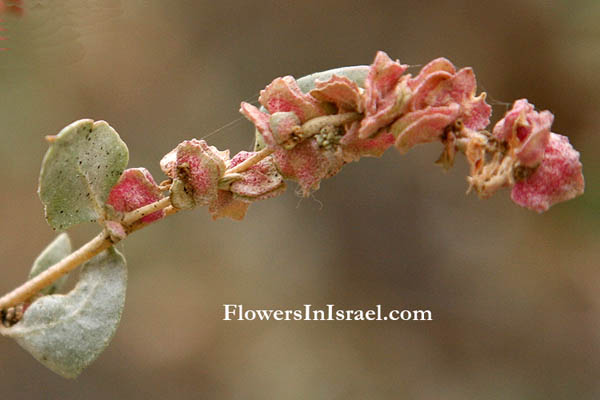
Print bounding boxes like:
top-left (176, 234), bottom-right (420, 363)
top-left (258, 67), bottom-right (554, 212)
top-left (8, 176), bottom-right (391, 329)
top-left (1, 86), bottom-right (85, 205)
top-left (239, 102), bottom-right (275, 146)
top-left (340, 122), bottom-right (396, 162)
top-left (308, 63), bottom-right (402, 162)
top-left (271, 140), bottom-right (344, 195)
top-left (208, 151), bottom-right (287, 220)
top-left (228, 151), bottom-right (286, 200)
top-left (240, 53), bottom-right (412, 194)
top-left (107, 168), bottom-right (164, 223)
top-left (391, 103), bottom-right (461, 154)
top-left (235, 51), bottom-right (584, 213)
top-left (493, 99), bottom-right (553, 167)
top-left (240, 76), bottom-right (346, 196)
top-left (511, 133), bottom-right (584, 212)
top-left (385, 57), bottom-right (490, 154)
top-left (358, 51), bottom-right (408, 138)
top-left (160, 139), bottom-right (228, 207)
top-left (268, 111), bottom-right (301, 145)
top-left (309, 75), bottom-right (364, 113)
top-left (259, 76), bottom-right (326, 121)
top-left (406, 58), bottom-right (491, 131)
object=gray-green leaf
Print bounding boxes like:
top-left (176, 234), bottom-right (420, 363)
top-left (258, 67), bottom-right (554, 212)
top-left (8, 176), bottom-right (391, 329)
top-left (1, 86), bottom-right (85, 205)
top-left (29, 233), bottom-right (72, 295)
top-left (1, 247), bottom-right (128, 378)
top-left (39, 119), bottom-right (129, 231)
top-left (296, 65), bottom-right (369, 92)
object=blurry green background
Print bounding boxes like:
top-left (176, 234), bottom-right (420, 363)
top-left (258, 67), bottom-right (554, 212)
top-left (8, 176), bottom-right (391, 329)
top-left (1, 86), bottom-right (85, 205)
top-left (0, 0), bottom-right (598, 398)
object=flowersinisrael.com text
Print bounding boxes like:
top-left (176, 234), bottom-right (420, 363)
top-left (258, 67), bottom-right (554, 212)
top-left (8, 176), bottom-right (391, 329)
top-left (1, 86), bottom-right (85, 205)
top-left (223, 304), bottom-right (432, 321)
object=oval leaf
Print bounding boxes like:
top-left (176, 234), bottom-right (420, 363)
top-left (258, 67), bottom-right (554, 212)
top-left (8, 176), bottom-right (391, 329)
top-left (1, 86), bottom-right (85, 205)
top-left (1, 247), bottom-right (128, 378)
top-left (296, 65), bottom-right (369, 92)
top-left (39, 119), bottom-right (129, 231)
top-left (29, 233), bottom-right (72, 295)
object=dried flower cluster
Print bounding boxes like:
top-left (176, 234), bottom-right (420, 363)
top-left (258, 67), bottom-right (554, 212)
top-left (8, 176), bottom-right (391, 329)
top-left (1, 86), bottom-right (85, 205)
top-left (110, 51), bottom-right (582, 219)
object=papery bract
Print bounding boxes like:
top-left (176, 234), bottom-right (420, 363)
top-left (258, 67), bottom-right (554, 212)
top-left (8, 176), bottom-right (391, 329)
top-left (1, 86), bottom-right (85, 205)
top-left (309, 75), bottom-right (364, 113)
top-left (163, 139), bottom-right (227, 207)
top-left (358, 51), bottom-right (408, 138)
top-left (272, 140), bottom-right (344, 196)
top-left (339, 122), bottom-right (395, 162)
top-left (511, 133), bottom-right (584, 212)
top-left (159, 148), bottom-right (177, 179)
top-left (242, 76), bottom-right (348, 195)
top-left (208, 190), bottom-right (249, 221)
top-left (229, 151), bottom-right (286, 200)
top-left (493, 99), bottom-right (553, 167)
top-left (239, 52), bottom-right (582, 209)
top-left (269, 112), bottom-right (301, 145)
top-left (259, 76), bottom-right (326, 121)
top-left (107, 168), bottom-right (164, 223)
top-left (392, 104), bottom-right (460, 153)
top-left (407, 58), bottom-right (491, 131)
top-left (240, 102), bottom-right (275, 146)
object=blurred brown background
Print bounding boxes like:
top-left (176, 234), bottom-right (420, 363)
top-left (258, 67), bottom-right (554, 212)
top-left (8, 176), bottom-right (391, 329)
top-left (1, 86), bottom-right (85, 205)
top-left (0, 0), bottom-right (598, 398)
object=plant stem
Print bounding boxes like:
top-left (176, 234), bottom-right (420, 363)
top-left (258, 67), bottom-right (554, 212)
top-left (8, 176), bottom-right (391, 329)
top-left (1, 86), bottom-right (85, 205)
top-left (300, 112), bottom-right (361, 137)
top-left (225, 147), bottom-right (274, 175)
top-left (0, 232), bottom-right (111, 310)
top-left (0, 112), bottom-right (363, 312)
top-left (220, 112), bottom-right (361, 182)
top-left (121, 196), bottom-right (172, 225)
top-left (0, 196), bottom-right (176, 311)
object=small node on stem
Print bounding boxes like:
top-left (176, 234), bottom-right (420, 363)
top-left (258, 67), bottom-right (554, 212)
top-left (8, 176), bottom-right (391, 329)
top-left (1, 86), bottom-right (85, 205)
top-left (226, 147), bottom-right (274, 175)
top-left (1, 303), bottom-right (24, 327)
top-left (218, 173), bottom-right (243, 190)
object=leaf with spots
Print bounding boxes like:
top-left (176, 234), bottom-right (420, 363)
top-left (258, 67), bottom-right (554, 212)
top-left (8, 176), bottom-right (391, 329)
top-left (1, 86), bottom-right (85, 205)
top-left (0, 247), bottom-right (128, 379)
top-left (38, 119), bottom-right (129, 231)
top-left (29, 233), bottom-right (72, 295)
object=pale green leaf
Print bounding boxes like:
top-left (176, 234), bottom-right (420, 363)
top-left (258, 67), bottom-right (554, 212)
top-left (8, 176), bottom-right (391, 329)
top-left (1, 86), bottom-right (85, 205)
top-left (296, 65), bottom-right (369, 92)
top-left (29, 233), bottom-right (72, 295)
top-left (1, 247), bottom-right (128, 379)
top-left (38, 119), bottom-right (129, 231)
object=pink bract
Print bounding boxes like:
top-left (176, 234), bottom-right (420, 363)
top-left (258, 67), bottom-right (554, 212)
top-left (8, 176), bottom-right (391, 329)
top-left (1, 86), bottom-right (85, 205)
top-left (272, 140), bottom-right (344, 196)
top-left (493, 99), bottom-right (553, 167)
top-left (406, 58), bottom-right (490, 131)
top-left (235, 51), bottom-right (583, 211)
top-left (259, 76), bottom-right (326, 121)
top-left (310, 75), bottom-right (364, 113)
top-left (178, 139), bottom-right (227, 205)
top-left (358, 51), bottom-right (408, 138)
top-left (209, 191), bottom-right (249, 221)
top-left (392, 103), bottom-right (460, 154)
top-left (340, 122), bottom-right (395, 162)
top-left (229, 151), bottom-right (286, 200)
top-left (107, 168), bottom-right (164, 223)
top-left (511, 133), bottom-right (584, 212)
top-left (240, 102), bottom-right (275, 146)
